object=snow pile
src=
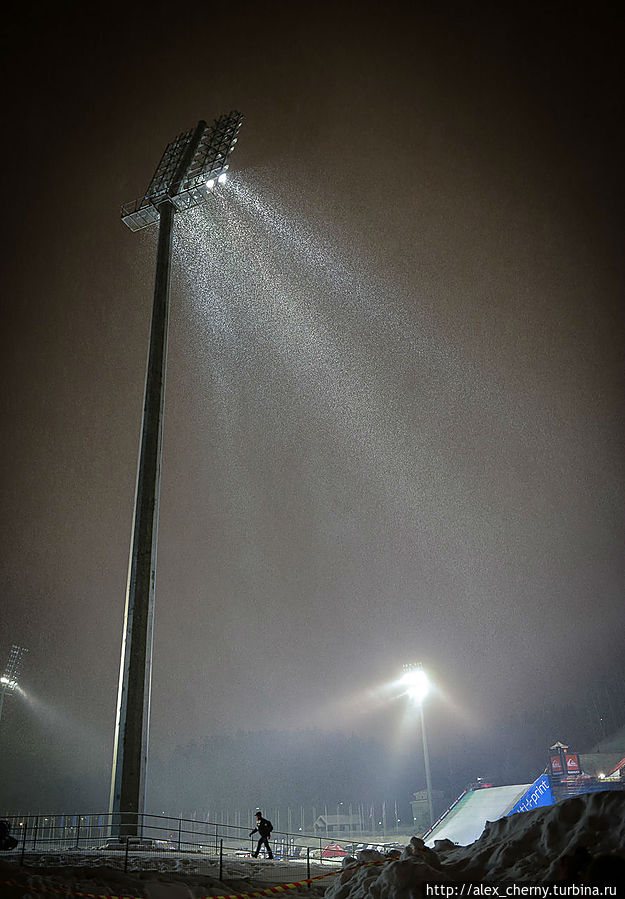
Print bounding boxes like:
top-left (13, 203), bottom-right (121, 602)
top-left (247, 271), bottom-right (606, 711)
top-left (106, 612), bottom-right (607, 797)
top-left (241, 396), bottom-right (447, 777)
top-left (327, 845), bottom-right (454, 899)
top-left (326, 791), bottom-right (625, 899)
top-left (438, 790), bottom-right (625, 883)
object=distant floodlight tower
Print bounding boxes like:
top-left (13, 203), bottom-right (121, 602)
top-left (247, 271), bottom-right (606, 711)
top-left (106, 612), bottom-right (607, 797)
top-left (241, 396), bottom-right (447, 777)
top-left (0, 644), bottom-right (28, 725)
top-left (110, 111), bottom-right (243, 836)
top-left (401, 662), bottom-right (434, 829)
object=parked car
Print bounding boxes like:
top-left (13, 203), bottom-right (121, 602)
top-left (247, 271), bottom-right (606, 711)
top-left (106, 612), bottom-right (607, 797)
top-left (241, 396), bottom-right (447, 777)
top-left (95, 838), bottom-right (175, 851)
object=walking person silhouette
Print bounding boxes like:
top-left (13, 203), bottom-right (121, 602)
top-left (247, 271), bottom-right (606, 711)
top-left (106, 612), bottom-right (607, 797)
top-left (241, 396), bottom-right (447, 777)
top-left (249, 811), bottom-right (273, 858)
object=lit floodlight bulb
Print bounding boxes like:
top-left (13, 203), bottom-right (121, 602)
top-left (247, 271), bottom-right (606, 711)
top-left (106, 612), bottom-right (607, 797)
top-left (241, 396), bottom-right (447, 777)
top-left (206, 178), bottom-right (215, 189)
top-left (400, 666), bottom-right (430, 703)
top-left (0, 676), bottom-right (8, 684)
top-left (218, 173), bottom-right (228, 184)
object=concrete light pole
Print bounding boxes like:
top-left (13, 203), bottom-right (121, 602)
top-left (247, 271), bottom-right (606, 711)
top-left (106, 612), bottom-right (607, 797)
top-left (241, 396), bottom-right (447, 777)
top-left (418, 694), bottom-right (434, 829)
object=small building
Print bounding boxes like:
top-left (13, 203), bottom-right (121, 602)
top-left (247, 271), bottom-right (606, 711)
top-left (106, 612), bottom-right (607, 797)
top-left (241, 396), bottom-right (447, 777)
top-left (411, 790), bottom-right (446, 833)
top-left (313, 814), bottom-right (360, 834)
top-left (603, 756), bottom-right (625, 781)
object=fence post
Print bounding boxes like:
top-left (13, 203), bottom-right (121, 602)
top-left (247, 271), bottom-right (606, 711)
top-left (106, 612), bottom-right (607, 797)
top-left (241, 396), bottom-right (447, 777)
top-left (32, 816), bottom-right (39, 851)
top-left (307, 846), bottom-right (310, 887)
top-left (124, 836), bottom-right (130, 873)
top-left (219, 838), bottom-right (223, 882)
top-left (75, 818), bottom-right (80, 850)
top-left (20, 818), bottom-right (27, 866)
top-left (178, 817), bottom-right (182, 851)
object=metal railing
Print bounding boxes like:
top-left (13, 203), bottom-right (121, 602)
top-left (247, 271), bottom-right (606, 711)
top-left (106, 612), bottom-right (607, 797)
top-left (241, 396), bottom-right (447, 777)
top-left (1, 812), bottom-right (401, 881)
top-left (551, 778), bottom-right (625, 802)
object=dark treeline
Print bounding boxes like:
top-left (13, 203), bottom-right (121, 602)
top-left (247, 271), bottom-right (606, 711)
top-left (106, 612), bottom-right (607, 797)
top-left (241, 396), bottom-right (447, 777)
top-left (147, 729), bottom-right (415, 818)
top-left (1, 670), bottom-right (623, 818)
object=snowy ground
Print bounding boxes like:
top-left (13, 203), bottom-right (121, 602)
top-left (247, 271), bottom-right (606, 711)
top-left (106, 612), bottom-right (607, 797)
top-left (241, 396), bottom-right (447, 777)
top-left (2, 792), bottom-right (624, 897)
top-left (0, 852), bottom-right (336, 898)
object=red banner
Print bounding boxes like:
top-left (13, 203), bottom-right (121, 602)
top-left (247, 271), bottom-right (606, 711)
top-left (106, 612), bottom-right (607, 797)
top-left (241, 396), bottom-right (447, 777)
top-left (550, 754), bottom-right (564, 775)
top-left (565, 753), bottom-right (581, 775)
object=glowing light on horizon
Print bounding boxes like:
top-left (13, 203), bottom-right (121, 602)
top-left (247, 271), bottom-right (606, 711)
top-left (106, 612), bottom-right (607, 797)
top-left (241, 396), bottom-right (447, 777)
top-left (400, 664), bottom-right (430, 704)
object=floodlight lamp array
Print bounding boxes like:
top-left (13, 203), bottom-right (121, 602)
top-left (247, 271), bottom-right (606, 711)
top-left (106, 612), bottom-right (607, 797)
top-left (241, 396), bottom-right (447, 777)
top-left (1, 644), bottom-right (27, 693)
top-left (400, 662), bottom-right (430, 704)
top-left (121, 111), bottom-right (243, 231)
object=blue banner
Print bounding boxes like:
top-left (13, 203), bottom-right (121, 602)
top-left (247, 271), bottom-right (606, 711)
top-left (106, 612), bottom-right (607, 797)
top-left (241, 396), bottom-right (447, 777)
top-left (507, 774), bottom-right (553, 815)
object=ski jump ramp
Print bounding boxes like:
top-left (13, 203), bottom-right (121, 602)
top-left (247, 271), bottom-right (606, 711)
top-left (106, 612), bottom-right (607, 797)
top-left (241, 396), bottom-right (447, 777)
top-left (424, 782), bottom-right (536, 847)
top-left (424, 775), bottom-right (554, 847)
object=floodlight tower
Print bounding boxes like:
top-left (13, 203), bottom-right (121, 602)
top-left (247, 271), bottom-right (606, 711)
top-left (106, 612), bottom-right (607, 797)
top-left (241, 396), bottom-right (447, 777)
top-left (0, 644), bottom-right (28, 725)
top-left (401, 662), bottom-right (434, 829)
top-left (111, 112), bottom-right (243, 836)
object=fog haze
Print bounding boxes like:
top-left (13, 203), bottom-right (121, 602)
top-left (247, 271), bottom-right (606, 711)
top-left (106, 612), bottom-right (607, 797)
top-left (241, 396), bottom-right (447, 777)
top-left (1, 0), bottom-right (623, 813)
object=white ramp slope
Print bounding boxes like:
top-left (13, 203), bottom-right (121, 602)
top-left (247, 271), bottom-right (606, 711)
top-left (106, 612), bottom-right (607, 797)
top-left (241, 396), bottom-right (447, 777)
top-left (425, 784), bottom-right (531, 847)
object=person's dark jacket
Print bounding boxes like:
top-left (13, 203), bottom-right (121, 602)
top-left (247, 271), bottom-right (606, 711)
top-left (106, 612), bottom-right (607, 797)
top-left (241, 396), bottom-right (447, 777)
top-left (250, 817), bottom-right (273, 838)
top-left (0, 820), bottom-right (18, 851)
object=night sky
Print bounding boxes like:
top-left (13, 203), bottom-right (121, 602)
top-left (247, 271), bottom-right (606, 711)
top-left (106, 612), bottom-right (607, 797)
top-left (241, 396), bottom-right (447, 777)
top-left (1, 1), bottom-right (624, 812)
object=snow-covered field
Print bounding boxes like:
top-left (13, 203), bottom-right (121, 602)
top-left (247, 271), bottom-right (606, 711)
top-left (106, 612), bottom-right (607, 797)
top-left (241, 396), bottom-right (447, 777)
top-left (2, 791), bottom-right (624, 897)
top-left (0, 852), bottom-right (333, 898)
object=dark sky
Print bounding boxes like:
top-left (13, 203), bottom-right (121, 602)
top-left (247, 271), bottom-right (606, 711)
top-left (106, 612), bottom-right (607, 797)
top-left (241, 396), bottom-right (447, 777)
top-left (1, 1), bottom-right (624, 810)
